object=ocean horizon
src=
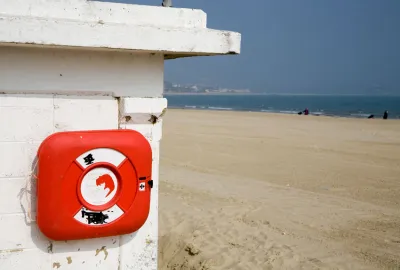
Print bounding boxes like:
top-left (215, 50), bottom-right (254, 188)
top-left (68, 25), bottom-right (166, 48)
top-left (165, 94), bottom-right (400, 119)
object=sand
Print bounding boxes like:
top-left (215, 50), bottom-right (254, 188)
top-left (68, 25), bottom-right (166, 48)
top-left (158, 109), bottom-right (400, 270)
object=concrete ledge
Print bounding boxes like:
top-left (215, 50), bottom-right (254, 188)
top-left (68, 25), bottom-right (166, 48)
top-left (0, 0), bottom-right (207, 29)
top-left (0, 15), bottom-right (241, 57)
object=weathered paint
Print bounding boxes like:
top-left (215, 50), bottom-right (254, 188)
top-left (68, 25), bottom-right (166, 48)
top-left (0, 77), bottom-right (167, 270)
top-left (0, 94), bottom-right (165, 269)
top-left (118, 98), bottom-right (165, 270)
top-left (0, 0), bottom-right (207, 29)
top-left (0, 0), bottom-right (241, 57)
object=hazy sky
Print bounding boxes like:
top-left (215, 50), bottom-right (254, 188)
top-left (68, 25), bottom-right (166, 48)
top-left (100, 0), bottom-right (400, 94)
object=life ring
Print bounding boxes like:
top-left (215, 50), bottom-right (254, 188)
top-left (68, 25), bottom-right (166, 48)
top-left (37, 130), bottom-right (152, 240)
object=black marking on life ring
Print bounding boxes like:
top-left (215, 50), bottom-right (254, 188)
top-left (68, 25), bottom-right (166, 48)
top-left (83, 154), bottom-right (95, 165)
top-left (139, 177), bottom-right (147, 180)
top-left (81, 210), bottom-right (109, 225)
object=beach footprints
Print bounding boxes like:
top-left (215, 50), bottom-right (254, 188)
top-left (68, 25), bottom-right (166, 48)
top-left (235, 206), bottom-right (273, 230)
top-left (159, 175), bottom-right (320, 269)
top-left (159, 198), bottom-right (320, 269)
top-left (185, 243), bottom-right (201, 256)
top-left (159, 232), bottom-right (209, 270)
top-left (236, 215), bottom-right (271, 228)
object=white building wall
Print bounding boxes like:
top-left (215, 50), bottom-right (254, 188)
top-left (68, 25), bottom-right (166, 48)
top-left (118, 98), bottom-right (166, 270)
top-left (0, 48), bottom-right (166, 269)
top-left (0, 46), bottom-right (164, 97)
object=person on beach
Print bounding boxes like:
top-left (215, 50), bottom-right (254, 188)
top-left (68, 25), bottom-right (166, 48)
top-left (298, 108), bottom-right (309, 115)
top-left (383, 110), bottom-right (388, 120)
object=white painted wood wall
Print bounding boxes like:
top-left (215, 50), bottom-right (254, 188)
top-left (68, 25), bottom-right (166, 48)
top-left (0, 47), bottom-right (166, 270)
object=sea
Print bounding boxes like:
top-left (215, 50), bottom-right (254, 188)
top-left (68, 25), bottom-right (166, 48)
top-left (165, 94), bottom-right (400, 119)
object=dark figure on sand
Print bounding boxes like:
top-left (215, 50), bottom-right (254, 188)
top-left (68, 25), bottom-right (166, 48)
top-left (298, 108), bottom-right (309, 115)
top-left (368, 114), bottom-right (374, 119)
top-left (383, 110), bottom-right (388, 120)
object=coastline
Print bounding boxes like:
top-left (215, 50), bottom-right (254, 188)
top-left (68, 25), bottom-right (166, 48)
top-left (164, 93), bottom-right (400, 97)
top-left (164, 92), bottom-right (262, 96)
top-left (166, 106), bottom-right (399, 120)
top-left (164, 94), bottom-right (400, 119)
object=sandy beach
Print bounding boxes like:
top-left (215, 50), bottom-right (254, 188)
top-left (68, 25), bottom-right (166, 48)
top-left (158, 109), bottom-right (400, 270)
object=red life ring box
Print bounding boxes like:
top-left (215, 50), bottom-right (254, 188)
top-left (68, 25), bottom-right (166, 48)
top-left (36, 129), bottom-right (153, 241)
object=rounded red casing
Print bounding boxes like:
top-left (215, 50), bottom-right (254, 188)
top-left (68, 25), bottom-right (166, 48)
top-left (36, 129), bottom-right (152, 241)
